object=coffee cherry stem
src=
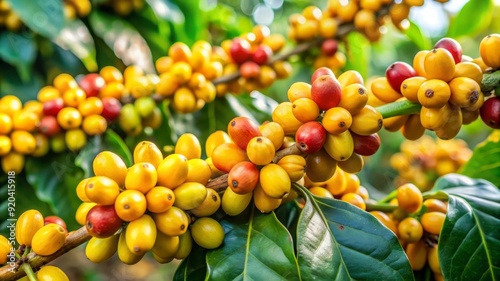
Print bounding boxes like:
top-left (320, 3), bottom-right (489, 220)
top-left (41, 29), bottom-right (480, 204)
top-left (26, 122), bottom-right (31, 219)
top-left (375, 100), bottom-right (422, 119)
top-left (377, 189), bottom-right (398, 204)
top-left (422, 190), bottom-right (449, 201)
top-left (365, 202), bottom-right (398, 213)
top-left (0, 227), bottom-right (90, 281)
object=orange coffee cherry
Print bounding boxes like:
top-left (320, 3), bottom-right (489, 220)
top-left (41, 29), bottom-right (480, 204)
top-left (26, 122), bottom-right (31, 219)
top-left (340, 193), bottom-right (366, 210)
top-left (398, 217), bottom-right (423, 243)
top-left (479, 33), bottom-right (500, 69)
top-left (421, 211), bottom-right (446, 235)
top-left (322, 107), bottom-right (353, 135)
top-left (397, 183), bottom-right (423, 213)
top-left (448, 77), bottom-right (481, 108)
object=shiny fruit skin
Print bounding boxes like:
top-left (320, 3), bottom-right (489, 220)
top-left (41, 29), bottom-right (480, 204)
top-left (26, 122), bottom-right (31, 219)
top-left (205, 130), bottom-right (231, 158)
top-left (93, 151), bottom-right (127, 187)
top-left (434, 37), bottom-right (462, 64)
top-left (428, 245), bottom-right (441, 274)
top-left (338, 70), bottom-right (364, 88)
top-left (417, 79), bottom-right (451, 108)
top-left (308, 186), bottom-right (334, 198)
top-left (65, 129), bottom-right (87, 152)
top-left (421, 211), bottom-right (446, 235)
top-left (145, 186), bottom-right (175, 214)
top-left (85, 234), bottom-right (119, 263)
top-left (44, 216), bottom-right (67, 232)
top-left (0, 235), bottom-right (11, 264)
top-left (211, 143), bottom-right (249, 173)
top-left (311, 67), bottom-right (335, 84)
top-left (101, 97), bottom-right (122, 122)
top-left (246, 136), bottom-right (276, 165)
top-left (385, 61), bottom-right (417, 93)
top-left (85, 205), bottom-right (123, 238)
top-left (397, 217), bottom-right (423, 243)
top-left (295, 121), bottom-right (327, 154)
top-left (227, 116), bottom-right (261, 150)
top-left (157, 154), bottom-right (189, 189)
top-left (11, 130), bottom-right (36, 154)
top-left (479, 34), bottom-right (500, 68)
top-left (186, 158), bottom-right (212, 185)
top-left (405, 240), bottom-right (428, 271)
top-left (277, 154), bottom-right (306, 182)
top-left (133, 141), bottom-right (163, 168)
top-left (39, 115), bottom-right (61, 137)
top-left (272, 102), bottom-right (303, 136)
top-left (125, 162), bottom-right (157, 194)
top-left (259, 121), bottom-right (285, 151)
top-left (259, 164), bottom-right (291, 199)
top-left (350, 105), bottom-right (383, 136)
top-left (85, 176), bottom-right (120, 205)
top-left (118, 104), bottom-right (142, 136)
top-left (37, 266), bottom-right (69, 281)
top-left (253, 183), bottom-right (282, 213)
top-left (228, 161), bottom-right (259, 194)
top-left (191, 188), bottom-right (221, 217)
top-left (230, 38), bottom-right (253, 64)
top-left (191, 217), bottom-right (225, 249)
top-left (340, 193), bottom-right (366, 210)
top-left (175, 229), bottom-right (193, 259)
top-left (31, 224), bottom-right (66, 256)
top-left (370, 77), bottom-right (402, 103)
top-left (324, 130), bottom-right (354, 162)
top-left (287, 82), bottom-right (312, 102)
top-left (423, 199), bottom-right (448, 213)
top-left (397, 183), bottom-right (423, 214)
top-left (337, 153), bottom-right (364, 173)
top-left (153, 206), bottom-right (189, 236)
top-left (402, 114), bottom-right (425, 141)
top-left (480, 96), bottom-right (500, 129)
top-left (420, 103), bottom-right (452, 131)
top-left (114, 190), bottom-right (147, 222)
top-left (311, 75), bottom-right (342, 110)
top-left (117, 231), bottom-right (145, 265)
top-left (400, 76), bottom-right (426, 103)
top-left (152, 231), bottom-right (179, 260)
top-left (15, 209), bottom-right (44, 246)
top-left (322, 107), bottom-right (353, 135)
top-left (292, 97), bottom-right (320, 123)
top-left (338, 83), bottom-right (368, 115)
top-left (42, 98), bottom-right (65, 117)
top-left (453, 61), bottom-right (483, 85)
top-left (222, 186), bottom-right (253, 216)
top-left (424, 48), bottom-right (456, 82)
top-left (173, 182), bottom-right (207, 210)
top-left (351, 132), bottom-right (381, 156)
top-left (448, 77), bottom-right (481, 108)
top-left (305, 148), bottom-right (337, 183)
top-left (435, 103), bottom-right (462, 140)
top-left (79, 73), bottom-right (105, 97)
top-left (125, 214), bottom-right (156, 254)
top-left (175, 133), bottom-right (202, 160)
top-left (75, 202), bottom-right (97, 226)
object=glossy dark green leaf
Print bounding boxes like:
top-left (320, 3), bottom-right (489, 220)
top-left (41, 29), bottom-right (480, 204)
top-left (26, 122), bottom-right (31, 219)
top-left (447, 0), bottom-right (493, 38)
top-left (74, 130), bottom-right (133, 178)
top-left (25, 153), bottom-right (84, 231)
top-left (226, 91), bottom-right (278, 123)
top-left (206, 208), bottom-right (300, 281)
top-left (173, 245), bottom-right (207, 281)
top-left (88, 10), bottom-right (154, 71)
top-left (53, 19), bottom-right (97, 72)
top-left (295, 184), bottom-right (414, 281)
top-left (460, 131), bottom-right (500, 187)
top-left (0, 61), bottom-right (42, 101)
top-left (344, 31), bottom-right (371, 80)
top-left (431, 174), bottom-right (500, 280)
top-left (0, 31), bottom-right (36, 82)
top-left (8, 0), bottom-right (64, 38)
top-left (404, 20), bottom-right (431, 51)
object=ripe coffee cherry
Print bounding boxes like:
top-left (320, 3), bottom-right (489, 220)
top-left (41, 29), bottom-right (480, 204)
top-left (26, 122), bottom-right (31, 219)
top-left (385, 61), bottom-right (417, 93)
top-left (101, 97), bottom-right (122, 121)
top-left (230, 38), bottom-right (253, 64)
top-left (240, 61), bottom-right (261, 79)
top-left (44, 215), bottom-right (67, 232)
top-left (39, 115), bottom-right (61, 137)
top-left (434, 37), bottom-right (463, 64)
top-left (42, 97), bottom-right (65, 116)
top-left (227, 116), bottom-right (261, 150)
top-left (321, 39), bottom-right (338, 57)
top-left (79, 73), bottom-right (105, 97)
top-left (86, 205), bottom-right (123, 238)
top-left (351, 132), bottom-right (381, 156)
top-left (295, 121), bottom-right (327, 154)
top-left (251, 45), bottom-right (273, 65)
top-left (311, 75), bottom-right (342, 110)
top-left (480, 96), bottom-right (500, 129)
top-left (311, 67), bottom-right (335, 84)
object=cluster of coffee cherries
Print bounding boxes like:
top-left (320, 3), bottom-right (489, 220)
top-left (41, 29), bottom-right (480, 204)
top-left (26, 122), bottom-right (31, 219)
top-left (372, 183), bottom-right (447, 281)
top-left (478, 34), bottom-right (500, 129)
top-left (0, 210), bottom-right (70, 280)
top-left (272, 67), bottom-right (382, 183)
top-left (76, 138), bottom-right (225, 265)
top-left (0, 0), bottom-right (91, 32)
top-left (371, 37), bottom-right (487, 140)
top-left (390, 135), bottom-right (472, 191)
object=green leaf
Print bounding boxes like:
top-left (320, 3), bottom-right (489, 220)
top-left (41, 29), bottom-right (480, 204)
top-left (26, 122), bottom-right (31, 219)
top-left (88, 10), bottom-right (154, 71)
top-left (404, 20), bottom-right (432, 51)
top-left (206, 208), bottom-right (301, 280)
top-left (74, 130), bottom-right (133, 178)
top-left (431, 174), bottom-right (500, 280)
top-left (0, 31), bottom-right (36, 82)
top-left (173, 245), bottom-right (207, 281)
top-left (53, 19), bottom-right (98, 72)
top-left (226, 91), bottom-right (278, 124)
top-left (25, 153), bottom-right (84, 231)
top-left (460, 131), bottom-right (500, 186)
top-left (344, 31), bottom-right (371, 80)
top-left (447, 0), bottom-right (493, 38)
top-left (295, 184), bottom-right (414, 280)
top-left (0, 61), bottom-right (43, 102)
top-left (8, 0), bottom-right (64, 38)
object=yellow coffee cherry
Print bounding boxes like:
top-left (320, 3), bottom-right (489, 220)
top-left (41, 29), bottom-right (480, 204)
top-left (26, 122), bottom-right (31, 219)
top-left (479, 33), bottom-right (500, 69)
top-left (337, 0), bottom-right (358, 22)
top-left (175, 229), bottom-right (193, 259)
top-left (421, 211), bottom-right (446, 235)
top-left (292, 97), bottom-right (320, 123)
top-left (222, 187), bottom-right (253, 216)
top-left (1, 152), bottom-right (25, 174)
top-left (401, 76), bottom-right (426, 103)
top-left (12, 110), bottom-right (39, 131)
top-left (57, 107), bottom-right (82, 130)
top-left (397, 183), bottom-right (423, 213)
top-left (125, 162), bottom-right (157, 194)
top-left (0, 235), bottom-right (10, 264)
top-left (152, 231), bottom-right (179, 260)
top-left (85, 234), bottom-right (120, 263)
top-left (287, 82), bottom-right (312, 102)
top-left (153, 206), bottom-right (189, 236)
top-left (145, 186), bottom-right (175, 214)
top-left (453, 61), bottom-right (483, 85)
top-left (259, 122), bottom-right (285, 151)
top-left (191, 217), bottom-right (225, 249)
top-left (37, 266), bottom-right (69, 281)
top-left (126, 214), bottom-right (156, 254)
top-left (308, 186), bottom-right (334, 198)
top-left (246, 136), bottom-right (275, 166)
top-left (322, 107), bottom-right (353, 135)
top-left (420, 103), bottom-right (452, 131)
top-left (423, 199), bottom-right (448, 213)
top-left (338, 83), bottom-right (368, 115)
top-left (62, 88), bottom-right (86, 107)
top-left (54, 73), bottom-right (78, 94)
top-left (323, 168), bottom-right (347, 196)
top-left (371, 77), bottom-right (402, 103)
top-left (65, 129), bottom-right (87, 152)
top-left (350, 105), bottom-right (383, 135)
top-left (172, 87), bottom-right (198, 114)
top-left (397, 217), bottom-right (423, 243)
top-left (428, 245), bottom-right (441, 274)
top-left (114, 190), bottom-right (147, 222)
top-left (157, 154), bottom-right (189, 189)
top-left (435, 103), bottom-right (462, 140)
top-left (389, 3), bottom-right (410, 26)
top-left (15, 209), bottom-right (44, 247)
top-left (401, 114), bottom-right (425, 141)
top-left (185, 159), bottom-right (211, 185)
top-left (277, 154), bottom-right (306, 182)
top-left (85, 176), bottom-right (121, 205)
top-left (424, 48), bottom-right (456, 82)
top-left (173, 182), bottom-right (207, 210)
top-left (272, 102), bottom-right (303, 136)
top-left (0, 113), bottom-right (13, 135)
top-left (117, 231), bottom-right (145, 265)
top-left (448, 77), bottom-right (481, 108)
top-left (93, 151), bottom-right (128, 187)
top-left (82, 114), bottom-right (107, 136)
top-left (32, 133), bottom-right (49, 158)
top-left (260, 164), bottom-right (291, 199)
top-left (31, 224), bottom-right (66, 256)
top-left (205, 130), bottom-right (231, 158)
top-left (11, 130), bottom-right (36, 155)
top-left (37, 86), bottom-right (61, 103)
top-left (75, 202), bottom-right (97, 226)
top-left (370, 211), bottom-right (398, 235)
top-left (324, 130), bottom-right (354, 162)
top-left (405, 240), bottom-right (428, 271)
top-left (175, 133), bottom-right (202, 160)
top-left (417, 79), bottom-right (451, 108)
top-left (133, 141), bottom-right (163, 168)
top-left (254, 183), bottom-right (282, 213)
top-left (340, 193), bottom-right (366, 210)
